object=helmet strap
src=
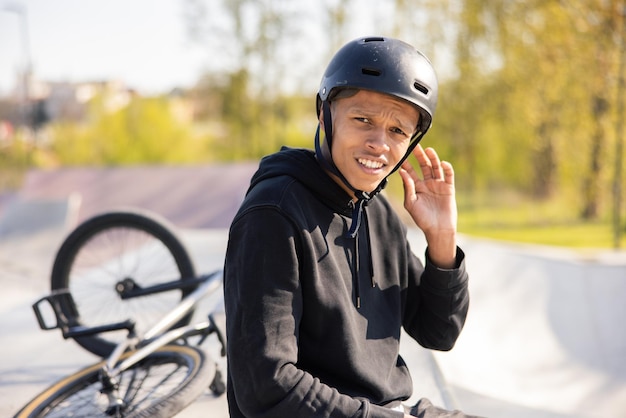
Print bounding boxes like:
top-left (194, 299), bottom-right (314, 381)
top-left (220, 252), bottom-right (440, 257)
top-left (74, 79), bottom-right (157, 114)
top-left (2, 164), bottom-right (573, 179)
top-left (388, 129), bottom-right (426, 175)
top-left (315, 100), bottom-right (358, 195)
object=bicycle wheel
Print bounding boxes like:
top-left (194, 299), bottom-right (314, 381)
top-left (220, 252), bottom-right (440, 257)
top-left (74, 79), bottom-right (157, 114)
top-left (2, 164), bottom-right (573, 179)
top-left (13, 345), bottom-right (215, 418)
top-left (50, 210), bottom-right (197, 357)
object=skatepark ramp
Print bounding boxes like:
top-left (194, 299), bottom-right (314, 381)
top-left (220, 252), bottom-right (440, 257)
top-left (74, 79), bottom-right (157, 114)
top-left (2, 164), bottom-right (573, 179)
top-left (1, 165), bottom-right (625, 417)
top-left (2, 164), bottom-right (260, 231)
top-left (432, 235), bottom-right (626, 417)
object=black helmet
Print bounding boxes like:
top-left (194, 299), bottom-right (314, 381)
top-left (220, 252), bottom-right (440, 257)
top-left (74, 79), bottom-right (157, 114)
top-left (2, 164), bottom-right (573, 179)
top-left (316, 36), bottom-right (438, 137)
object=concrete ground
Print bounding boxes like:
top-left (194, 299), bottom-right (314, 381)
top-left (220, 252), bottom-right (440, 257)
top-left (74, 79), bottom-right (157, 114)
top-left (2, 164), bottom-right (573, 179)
top-left (1, 166), bottom-right (625, 417)
top-left (0, 228), bottom-right (452, 418)
top-left (433, 235), bottom-right (626, 418)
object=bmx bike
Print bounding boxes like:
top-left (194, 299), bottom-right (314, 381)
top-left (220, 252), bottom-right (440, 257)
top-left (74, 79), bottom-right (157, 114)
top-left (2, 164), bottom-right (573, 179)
top-left (13, 210), bottom-right (227, 418)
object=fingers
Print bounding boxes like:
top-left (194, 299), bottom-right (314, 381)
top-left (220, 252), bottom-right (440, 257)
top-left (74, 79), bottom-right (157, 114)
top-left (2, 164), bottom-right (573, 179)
top-left (441, 160), bottom-right (455, 185)
top-left (399, 167), bottom-right (416, 199)
top-left (413, 145), bottom-right (443, 180)
top-left (410, 145), bottom-right (455, 185)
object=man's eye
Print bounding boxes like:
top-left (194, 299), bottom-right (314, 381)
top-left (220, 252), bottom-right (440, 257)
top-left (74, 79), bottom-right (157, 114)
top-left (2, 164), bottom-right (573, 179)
top-left (355, 117), bottom-right (369, 123)
top-left (392, 127), bottom-right (406, 136)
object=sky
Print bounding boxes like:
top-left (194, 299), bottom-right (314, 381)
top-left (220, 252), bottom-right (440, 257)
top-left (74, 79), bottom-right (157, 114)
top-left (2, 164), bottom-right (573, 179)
top-left (0, 1), bottom-right (455, 99)
top-left (0, 0), bottom-right (210, 97)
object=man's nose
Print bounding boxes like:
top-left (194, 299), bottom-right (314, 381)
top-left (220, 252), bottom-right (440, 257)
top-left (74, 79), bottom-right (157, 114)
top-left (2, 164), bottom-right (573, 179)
top-left (366, 127), bottom-right (389, 150)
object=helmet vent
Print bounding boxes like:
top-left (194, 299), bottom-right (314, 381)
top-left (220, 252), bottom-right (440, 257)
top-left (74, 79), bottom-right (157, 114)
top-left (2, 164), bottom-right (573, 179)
top-left (414, 81), bottom-right (428, 95)
top-left (362, 67), bottom-right (381, 77)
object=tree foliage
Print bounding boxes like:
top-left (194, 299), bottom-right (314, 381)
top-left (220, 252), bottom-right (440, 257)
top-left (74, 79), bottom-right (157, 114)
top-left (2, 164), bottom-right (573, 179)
top-left (4, 0), bottom-right (623, 243)
top-left (420, 0), bottom-right (625, 226)
top-left (50, 95), bottom-right (209, 165)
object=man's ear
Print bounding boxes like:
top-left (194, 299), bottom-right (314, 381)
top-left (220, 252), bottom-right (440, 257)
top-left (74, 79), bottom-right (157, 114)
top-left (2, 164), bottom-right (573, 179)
top-left (318, 104), bottom-right (325, 129)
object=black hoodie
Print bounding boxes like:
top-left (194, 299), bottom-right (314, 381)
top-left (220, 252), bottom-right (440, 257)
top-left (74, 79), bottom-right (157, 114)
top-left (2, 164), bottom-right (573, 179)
top-left (224, 147), bottom-right (469, 418)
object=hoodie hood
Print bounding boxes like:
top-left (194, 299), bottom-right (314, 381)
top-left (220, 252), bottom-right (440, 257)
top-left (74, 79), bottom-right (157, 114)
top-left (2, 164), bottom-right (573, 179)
top-left (248, 146), bottom-right (376, 309)
top-left (248, 147), bottom-right (355, 217)
top-left (252, 145), bottom-right (380, 240)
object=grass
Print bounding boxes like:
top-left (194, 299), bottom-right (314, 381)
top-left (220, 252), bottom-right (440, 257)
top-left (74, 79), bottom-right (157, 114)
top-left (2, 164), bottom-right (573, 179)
top-left (385, 180), bottom-right (626, 249)
top-left (459, 219), bottom-right (624, 249)
top-left (457, 195), bottom-right (626, 249)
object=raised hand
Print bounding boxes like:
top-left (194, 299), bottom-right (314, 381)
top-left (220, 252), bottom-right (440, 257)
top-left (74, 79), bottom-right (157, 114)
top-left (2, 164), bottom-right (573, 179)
top-left (398, 145), bottom-right (458, 268)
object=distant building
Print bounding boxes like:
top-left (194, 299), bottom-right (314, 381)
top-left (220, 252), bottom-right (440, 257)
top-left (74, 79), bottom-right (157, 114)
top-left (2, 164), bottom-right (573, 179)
top-left (0, 77), bottom-right (136, 130)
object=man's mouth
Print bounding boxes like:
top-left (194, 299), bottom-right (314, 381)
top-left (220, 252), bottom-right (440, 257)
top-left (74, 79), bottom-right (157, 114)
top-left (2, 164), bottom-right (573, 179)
top-left (358, 158), bottom-right (384, 169)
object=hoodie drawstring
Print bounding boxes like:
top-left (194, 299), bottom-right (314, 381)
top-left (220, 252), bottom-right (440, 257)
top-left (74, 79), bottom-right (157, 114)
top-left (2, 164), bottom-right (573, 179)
top-left (346, 195), bottom-right (367, 239)
top-left (364, 215), bottom-right (375, 288)
top-left (348, 199), bottom-right (376, 309)
top-left (354, 233), bottom-right (361, 309)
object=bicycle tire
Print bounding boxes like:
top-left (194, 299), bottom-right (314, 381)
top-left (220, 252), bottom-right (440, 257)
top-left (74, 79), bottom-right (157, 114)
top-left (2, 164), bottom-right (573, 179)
top-left (50, 210), bottom-right (197, 357)
top-left (13, 345), bottom-right (215, 418)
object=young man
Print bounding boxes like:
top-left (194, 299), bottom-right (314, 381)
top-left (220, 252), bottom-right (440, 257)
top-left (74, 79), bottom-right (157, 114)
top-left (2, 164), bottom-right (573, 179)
top-left (224, 36), bottom-right (474, 417)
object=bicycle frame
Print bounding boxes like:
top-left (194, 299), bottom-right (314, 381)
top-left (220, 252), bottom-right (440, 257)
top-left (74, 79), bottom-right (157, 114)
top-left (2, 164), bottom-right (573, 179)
top-left (103, 270), bottom-right (223, 378)
top-left (31, 269), bottom-right (226, 411)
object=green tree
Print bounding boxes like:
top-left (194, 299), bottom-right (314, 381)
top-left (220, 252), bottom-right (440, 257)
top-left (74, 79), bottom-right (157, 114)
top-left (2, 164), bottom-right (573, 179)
top-left (183, 0), bottom-right (307, 159)
top-left (51, 94), bottom-right (207, 165)
top-left (426, 0), bottom-right (623, 220)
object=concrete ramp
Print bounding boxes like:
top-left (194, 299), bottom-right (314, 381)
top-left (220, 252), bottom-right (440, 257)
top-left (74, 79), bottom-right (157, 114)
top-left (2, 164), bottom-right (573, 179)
top-left (0, 194), bottom-right (82, 313)
top-left (432, 237), bottom-right (626, 418)
top-left (0, 194), bottom-right (80, 238)
top-left (13, 163), bottom-right (259, 229)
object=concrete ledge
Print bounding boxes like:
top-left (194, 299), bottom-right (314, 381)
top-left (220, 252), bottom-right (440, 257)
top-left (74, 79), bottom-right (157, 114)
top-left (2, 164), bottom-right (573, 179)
top-left (0, 193), bottom-right (80, 239)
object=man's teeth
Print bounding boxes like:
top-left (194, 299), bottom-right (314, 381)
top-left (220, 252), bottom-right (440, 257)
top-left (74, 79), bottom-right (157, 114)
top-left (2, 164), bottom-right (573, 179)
top-left (358, 158), bottom-right (383, 169)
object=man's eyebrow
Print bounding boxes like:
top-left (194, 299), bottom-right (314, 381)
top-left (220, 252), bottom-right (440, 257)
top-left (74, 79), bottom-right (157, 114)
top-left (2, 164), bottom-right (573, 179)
top-left (392, 115), bottom-right (419, 132)
top-left (346, 104), bottom-right (418, 130)
top-left (344, 104), bottom-right (370, 114)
